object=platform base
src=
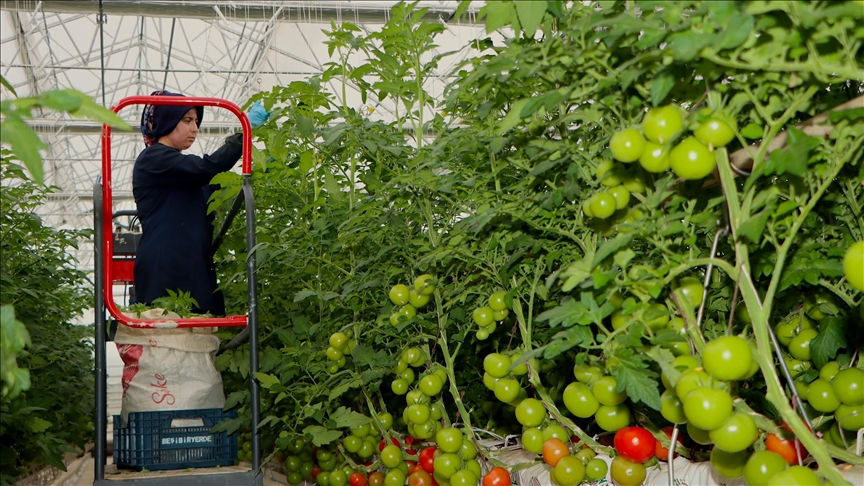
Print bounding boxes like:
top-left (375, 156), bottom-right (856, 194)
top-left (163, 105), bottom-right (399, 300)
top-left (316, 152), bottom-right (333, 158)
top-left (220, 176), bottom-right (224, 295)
top-left (95, 464), bottom-right (262, 485)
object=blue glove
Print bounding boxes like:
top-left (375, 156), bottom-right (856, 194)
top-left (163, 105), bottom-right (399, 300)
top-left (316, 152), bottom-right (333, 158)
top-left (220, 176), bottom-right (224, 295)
top-left (248, 100), bottom-right (270, 128)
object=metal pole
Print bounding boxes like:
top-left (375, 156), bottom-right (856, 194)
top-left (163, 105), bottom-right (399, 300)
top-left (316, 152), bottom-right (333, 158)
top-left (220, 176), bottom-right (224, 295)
top-left (161, 19), bottom-right (176, 91)
top-left (93, 180), bottom-right (107, 482)
top-left (98, 0), bottom-right (106, 107)
top-left (243, 178), bottom-right (261, 481)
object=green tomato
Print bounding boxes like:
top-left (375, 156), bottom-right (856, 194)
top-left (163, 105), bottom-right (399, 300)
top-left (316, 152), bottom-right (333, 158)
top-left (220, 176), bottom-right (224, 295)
top-left (710, 448), bottom-right (749, 479)
top-left (835, 403), bottom-right (864, 430)
top-left (643, 105), bottom-right (683, 144)
top-left (521, 427), bottom-right (544, 454)
top-left (543, 424), bottom-right (569, 442)
top-left (610, 185), bottom-right (631, 210)
top-left (400, 368), bottom-right (416, 385)
top-left (702, 335), bottom-right (753, 381)
top-left (573, 363), bottom-right (603, 385)
top-left (622, 173), bottom-right (647, 193)
top-left (683, 387), bottom-right (733, 431)
top-left (377, 412), bottom-right (393, 431)
top-left (644, 303), bottom-right (670, 331)
top-left (326, 346), bottom-right (343, 362)
top-left (391, 378), bottom-right (408, 395)
top-left (843, 241), bottom-right (864, 291)
top-left (585, 458), bottom-right (608, 481)
top-left (328, 470), bottom-right (347, 486)
top-left (357, 440), bottom-right (376, 459)
top-left (488, 291), bottom-right (508, 311)
top-left (660, 390), bottom-right (687, 424)
top-left (515, 398), bottom-right (547, 427)
top-left (610, 309), bottom-right (627, 331)
top-left (590, 193), bottom-right (618, 219)
top-left (492, 307), bottom-right (509, 321)
top-left (399, 304), bottom-right (417, 321)
top-left (472, 306), bottom-right (494, 327)
top-left (316, 471), bottom-right (331, 486)
top-left (329, 332), bottom-right (349, 350)
top-left (436, 428), bottom-right (464, 454)
top-left (709, 413), bottom-right (757, 453)
top-left (459, 437), bottom-right (478, 460)
top-left (509, 353), bottom-right (528, 376)
top-left (674, 276), bottom-right (705, 308)
top-left (592, 376), bottom-right (627, 406)
top-left (449, 469), bottom-right (478, 486)
top-left (766, 465), bottom-right (821, 486)
top-left (562, 382), bottom-right (600, 418)
top-left (384, 469), bottom-right (407, 486)
top-left (407, 404), bottom-right (431, 425)
top-left (482, 372), bottom-right (498, 391)
top-left (807, 378), bottom-right (840, 412)
top-left (595, 404), bottom-right (631, 432)
top-left (832, 367), bottom-right (864, 405)
top-left (575, 448), bottom-right (596, 464)
top-left (596, 160), bottom-right (624, 187)
top-left (670, 137), bottom-right (715, 180)
top-left (609, 456), bottom-right (646, 486)
top-left (661, 354), bottom-right (700, 390)
top-left (743, 450), bottom-right (789, 486)
top-left (675, 369), bottom-right (710, 400)
top-left (819, 361), bottom-right (840, 382)
top-left (432, 452), bottom-right (461, 479)
top-left (414, 274), bottom-right (436, 295)
top-left (476, 329), bottom-right (490, 340)
top-left (483, 353), bottom-right (512, 378)
top-left (343, 435), bottom-right (363, 454)
top-left (638, 141), bottom-right (671, 172)
top-left (553, 455), bottom-right (586, 486)
top-left (389, 284), bottom-right (410, 306)
top-left (380, 444), bottom-right (402, 468)
top-left (775, 313), bottom-right (813, 346)
top-left (493, 378), bottom-right (521, 404)
top-left (787, 328), bottom-right (818, 361)
top-left (694, 115), bottom-right (737, 148)
top-left (686, 422), bottom-right (713, 445)
top-left (419, 373), bottom-right (444, 397)
top-left (409, 288), bottom-right (431, 308)
top-left (610, 128), bottom-right (647, 163)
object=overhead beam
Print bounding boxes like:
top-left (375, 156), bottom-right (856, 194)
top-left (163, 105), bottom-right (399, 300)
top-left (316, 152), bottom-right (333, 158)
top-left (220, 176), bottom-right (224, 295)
top-left (0, 1), bottom-right (480, 24)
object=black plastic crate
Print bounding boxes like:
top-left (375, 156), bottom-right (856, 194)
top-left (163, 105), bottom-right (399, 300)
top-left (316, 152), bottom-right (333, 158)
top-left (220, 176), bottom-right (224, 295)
top-left (113, 408), bottom-right (237, 471)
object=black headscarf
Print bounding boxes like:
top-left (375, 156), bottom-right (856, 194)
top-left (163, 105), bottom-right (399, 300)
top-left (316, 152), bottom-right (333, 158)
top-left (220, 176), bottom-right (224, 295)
top-left (140, 90), bottom-right (204, 147)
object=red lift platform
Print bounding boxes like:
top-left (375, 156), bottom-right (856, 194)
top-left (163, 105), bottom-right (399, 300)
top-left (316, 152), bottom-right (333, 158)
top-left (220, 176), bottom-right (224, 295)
top-left (93, 96), bottom-right (262, 485)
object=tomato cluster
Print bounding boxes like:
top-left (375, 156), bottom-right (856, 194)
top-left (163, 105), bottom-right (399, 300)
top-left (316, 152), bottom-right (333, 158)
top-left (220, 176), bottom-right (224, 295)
top-left (472, 291), bottom-right (510, 340)
top-left (326, 331), bottom-right (355, 374)
top-left (389, 275), bottom-right (436, 326)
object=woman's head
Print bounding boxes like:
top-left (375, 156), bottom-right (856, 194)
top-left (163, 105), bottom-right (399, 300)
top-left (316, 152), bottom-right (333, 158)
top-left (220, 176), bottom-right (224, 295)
top-left (140, 90), bottom-right (204, 149)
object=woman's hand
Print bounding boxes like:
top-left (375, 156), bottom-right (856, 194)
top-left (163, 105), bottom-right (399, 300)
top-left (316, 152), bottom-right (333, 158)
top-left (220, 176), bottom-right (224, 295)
top-left (247, 101), bottom-right (270, 128)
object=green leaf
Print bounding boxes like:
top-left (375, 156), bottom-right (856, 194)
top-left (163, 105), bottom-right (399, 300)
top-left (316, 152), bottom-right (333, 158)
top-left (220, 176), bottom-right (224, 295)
top-left (330, 406), bottom-right (371, 429)
top-left (592, 233), bottom-right (634, 269)
top-left (302, 425), bottom-right (343, 447)
top-left (253, 372), bottom-right (280, 389)
top-left (647, 347), bottom-right (682, 388)
top-left (716, 14), bottom-right (754, 49)
top-left (1, 74), bottom-right (16, 96)
top-left (499, 98), bottom-right (531, 135)
top-left (483, 0), bottom-right (514, 33)
top-left (329, 377), bottom-right (362, 401)
top-left (778, 255), bottom-right (843, 291)
top-left (741, 122), bottom-right (763, 139)
top-left (0, 118), bottom-right (48, 183)
top-left (299, 150), bottom-right (315, 174)
top-left (650, 68), bottom-right (676, 107)
top-left (515, 1), bottom-right (547, 38)
top-left (26, 417), bottom-right (52, 433)
top-left (737, 208), bottom-right (771, 244)
top-left (543, 326), bottom-right (594, 359)
top-left (560, 259), bottom-right (593, 292)
top-left (611, 349), bottom-right (662, 410)
top-left (69, 97), bottom-right (131, 130)
top-left (809, 318), bottom-right (847, 369)
top-left (667, 31), bottom-right (707, 62)
top-left (828, 107), bottom-right (864, 123)
top-left (536, 298), bottom-right (592, 327)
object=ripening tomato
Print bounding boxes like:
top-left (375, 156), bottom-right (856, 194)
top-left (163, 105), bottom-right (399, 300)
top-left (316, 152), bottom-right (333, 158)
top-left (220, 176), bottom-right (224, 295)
top-left (654, 426), bottom-right (682, 461)
top-left (766, 431), bottom-right (807, 465)
top-left (542, 438), bottom-right (570, 467)
top-left (367, 471), bottom-right (385, 486)
top-left (614, 427), bottom-right (655, 463)
top-left (482, 466), bottom-right (511, 486)
top-left (407, 470), bottom-right (433, 486)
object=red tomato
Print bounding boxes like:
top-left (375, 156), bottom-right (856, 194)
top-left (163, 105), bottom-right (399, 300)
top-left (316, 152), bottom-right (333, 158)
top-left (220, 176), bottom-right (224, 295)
top-left (655, 426), bottom-right (682, 462)
top-left (766, 432), bottom-right (807, 465)
top-left (405, 436), bottom-right (416, 446)
top-left (407, 449), bottom-right (418, 456)
top-left (482, 466), bottom-right (512, 486)
top-left (614, 426), bottom-right (656, 463)
top-left (379, 437), bottom-right (400, 452)
top-left (311, 466), bottom-right (322, 480)
top-left (419, 446), bottom-right (437, 473)
top-left (349, 472), bottom-right (368, 486)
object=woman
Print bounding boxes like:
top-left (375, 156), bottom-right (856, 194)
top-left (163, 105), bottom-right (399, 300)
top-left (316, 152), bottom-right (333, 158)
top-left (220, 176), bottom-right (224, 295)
top-left (133, 90), bottom-right (267, 315)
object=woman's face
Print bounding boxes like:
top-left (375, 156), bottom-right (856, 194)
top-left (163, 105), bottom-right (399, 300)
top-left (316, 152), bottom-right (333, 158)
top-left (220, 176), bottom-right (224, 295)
top-left (158, 108), bottom-right (199, 151)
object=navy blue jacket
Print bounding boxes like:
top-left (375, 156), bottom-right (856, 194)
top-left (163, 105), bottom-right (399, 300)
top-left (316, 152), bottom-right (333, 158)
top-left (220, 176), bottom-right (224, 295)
top-left (132, 134), bottom-right (242, 315)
